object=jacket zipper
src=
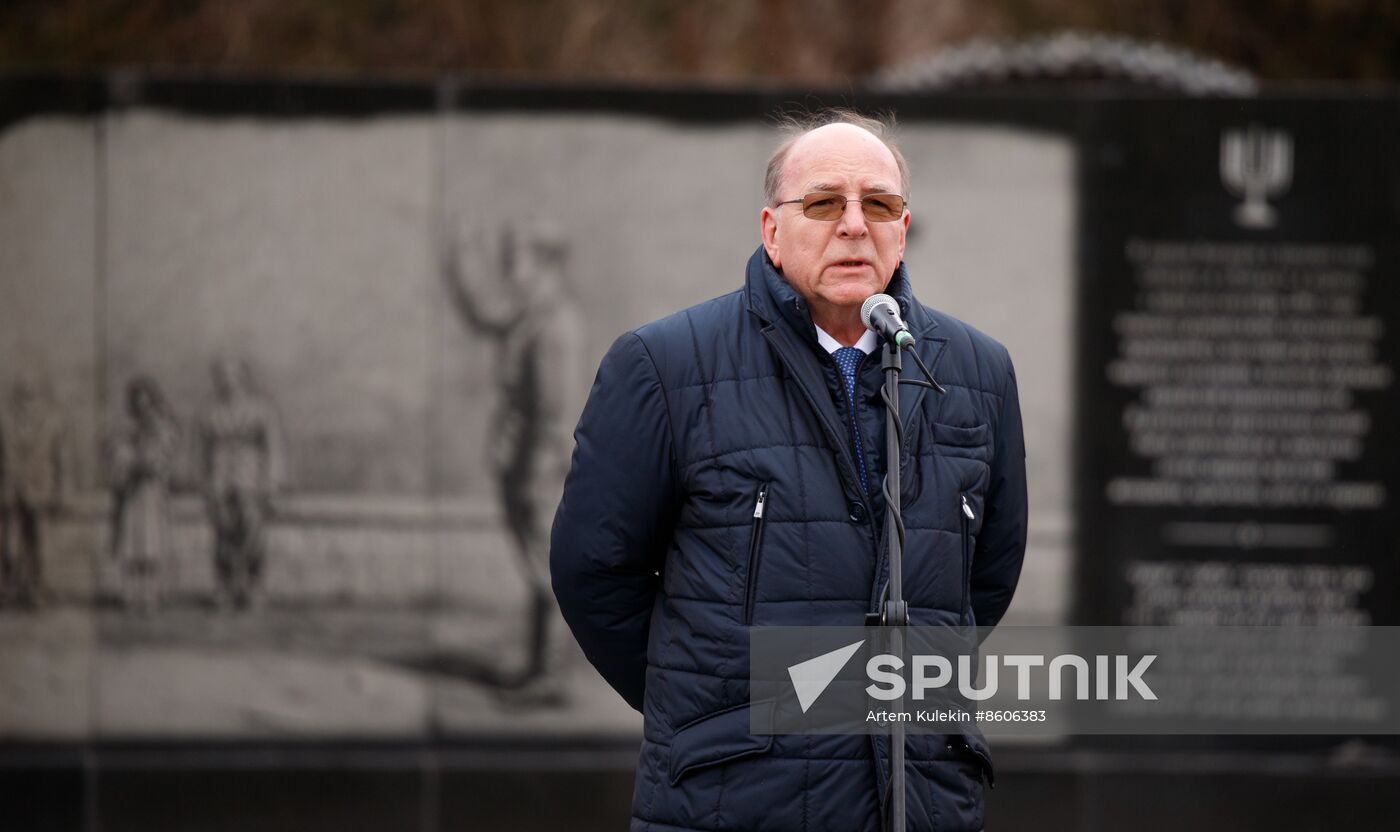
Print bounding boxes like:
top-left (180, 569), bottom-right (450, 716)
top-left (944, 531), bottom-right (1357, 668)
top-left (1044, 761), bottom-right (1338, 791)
top-left (758, 329), bottom-right (872, 546)
top-left (743, 484), bottom-right (770, 625)
top-left (960, 494), bottom-right (975, 618)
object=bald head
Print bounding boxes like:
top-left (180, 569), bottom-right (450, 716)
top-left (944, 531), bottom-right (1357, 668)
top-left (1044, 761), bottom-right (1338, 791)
top-left (763, 110), bottom-right (909, 206)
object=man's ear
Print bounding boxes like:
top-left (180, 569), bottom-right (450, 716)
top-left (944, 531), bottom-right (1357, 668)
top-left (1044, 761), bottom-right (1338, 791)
top-left (897, 209), bottom-right (910, 262)
top-left (760, 206), bottom-right (781, 268)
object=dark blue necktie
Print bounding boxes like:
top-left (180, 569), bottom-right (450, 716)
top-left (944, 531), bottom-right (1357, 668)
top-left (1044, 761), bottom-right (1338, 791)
top-left (833, 346), bottom-right (870, 493)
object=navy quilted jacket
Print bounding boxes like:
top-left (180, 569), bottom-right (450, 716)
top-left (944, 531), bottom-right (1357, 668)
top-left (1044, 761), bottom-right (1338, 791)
top-left (552, 246), bottom-right (1028, 832)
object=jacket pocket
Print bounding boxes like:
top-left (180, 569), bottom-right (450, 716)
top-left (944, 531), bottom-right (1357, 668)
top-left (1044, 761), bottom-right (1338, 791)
top-left (953, 729), bottom-right (996, 787)
top-left (931, 421), bottom-right (991, 461)
top-left (668, 700), bottom-right (775, 786)
top-left (742, 483), bottom-right (769, 626)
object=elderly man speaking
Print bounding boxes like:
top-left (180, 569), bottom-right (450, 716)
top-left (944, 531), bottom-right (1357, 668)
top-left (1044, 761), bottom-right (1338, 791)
top-left (551, 110), bottom-right (1027, 832)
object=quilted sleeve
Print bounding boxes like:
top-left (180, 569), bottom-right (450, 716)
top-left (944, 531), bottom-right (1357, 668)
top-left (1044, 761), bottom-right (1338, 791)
top-left (970, 353), bottom-right (1028, 629)
top-left (550, 331), bottom-right (679, 711)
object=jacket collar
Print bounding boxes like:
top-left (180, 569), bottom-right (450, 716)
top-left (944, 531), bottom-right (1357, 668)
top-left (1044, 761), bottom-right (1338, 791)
top-left (743, 245), bottom-right (937, 343)
top-left (745, 244), bottom-right (950, 492)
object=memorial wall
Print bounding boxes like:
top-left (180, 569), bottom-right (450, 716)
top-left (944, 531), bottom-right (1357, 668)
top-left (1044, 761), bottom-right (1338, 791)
top-left (2, 76), bottom-right (1396, 752)
top-left (1074, 100), bottom-right (1400, 629)
top-left (0, 77), bottom-right (1073, 742)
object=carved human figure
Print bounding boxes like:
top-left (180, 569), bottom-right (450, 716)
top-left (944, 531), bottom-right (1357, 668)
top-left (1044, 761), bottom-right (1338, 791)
top-left (200, 357), bottom-right (283, 611)
top-left (443, 220), bottom-right (586, 703)
top-left (109, 376), bottom-right (179, 614)
top-left (0, 371), bottom-right (70, 610)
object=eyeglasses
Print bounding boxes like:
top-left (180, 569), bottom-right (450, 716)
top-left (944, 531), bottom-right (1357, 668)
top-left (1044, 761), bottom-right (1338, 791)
top-left (776, 192), bottom-right (907, 222)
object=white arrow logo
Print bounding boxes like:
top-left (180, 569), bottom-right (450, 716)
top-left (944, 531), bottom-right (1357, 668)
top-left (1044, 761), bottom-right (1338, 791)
top-left (787, 640), bottom-right (866, 713)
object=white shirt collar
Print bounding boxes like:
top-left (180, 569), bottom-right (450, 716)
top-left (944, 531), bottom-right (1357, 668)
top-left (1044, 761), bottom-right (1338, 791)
top-left (814, 324), bottom-right (878, 356)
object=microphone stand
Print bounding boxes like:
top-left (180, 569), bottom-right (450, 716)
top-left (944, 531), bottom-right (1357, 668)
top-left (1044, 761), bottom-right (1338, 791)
top-left (873, 332), bottom-right (943, 832)
top-left (879, 340), bottom-right (909, 832)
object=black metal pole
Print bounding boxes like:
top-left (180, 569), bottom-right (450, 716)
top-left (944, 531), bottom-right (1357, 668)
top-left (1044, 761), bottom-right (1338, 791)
top-left (880, 341), bottom-right (909, 832)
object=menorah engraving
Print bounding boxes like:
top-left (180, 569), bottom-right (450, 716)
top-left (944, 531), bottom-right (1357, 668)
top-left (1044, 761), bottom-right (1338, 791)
top-left (1220, 124), bottom-right (1293, 229)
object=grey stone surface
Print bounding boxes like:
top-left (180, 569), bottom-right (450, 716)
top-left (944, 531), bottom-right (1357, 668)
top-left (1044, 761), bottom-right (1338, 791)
top-left (0, 117), bottom-right (100, 740)
top-left (103, 112), bottom-right (438, 495)
top-left (0, 117), bottom-right (100, 489)
top-left (0, 607), bottom-right (95, 739)
top-left (0, 107), bottom-right (1075, 738)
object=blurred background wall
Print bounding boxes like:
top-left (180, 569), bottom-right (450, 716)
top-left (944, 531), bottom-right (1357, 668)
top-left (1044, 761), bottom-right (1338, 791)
top-left (1, 2), bottom-right (1399, 831)
top-left (4, 0), bottom-right (1399, 83)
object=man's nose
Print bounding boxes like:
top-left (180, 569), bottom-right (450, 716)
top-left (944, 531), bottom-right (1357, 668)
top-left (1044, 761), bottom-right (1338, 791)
top-left (836, 198), bottom-right (868, 237)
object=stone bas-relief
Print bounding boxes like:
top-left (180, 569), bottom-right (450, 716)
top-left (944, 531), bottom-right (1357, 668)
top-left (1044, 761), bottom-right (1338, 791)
top-left (437, 220), bottom-right (587, 707)
top-left (106, 375), bottom-right (179, 614)
top-left (0, 107), bottom-right (1071, 739)
top-left (1, 371), bottom-right (73, 610)
top-left (200, 357), bottom-right (285, 612)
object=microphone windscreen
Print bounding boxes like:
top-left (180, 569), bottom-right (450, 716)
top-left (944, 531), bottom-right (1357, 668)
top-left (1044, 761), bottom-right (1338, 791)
top-left (861, 293), bottom-right (899, 331)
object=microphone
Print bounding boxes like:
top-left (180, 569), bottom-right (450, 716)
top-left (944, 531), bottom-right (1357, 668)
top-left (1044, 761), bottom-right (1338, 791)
top-left (861, 294), bottom-right (914, 349)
